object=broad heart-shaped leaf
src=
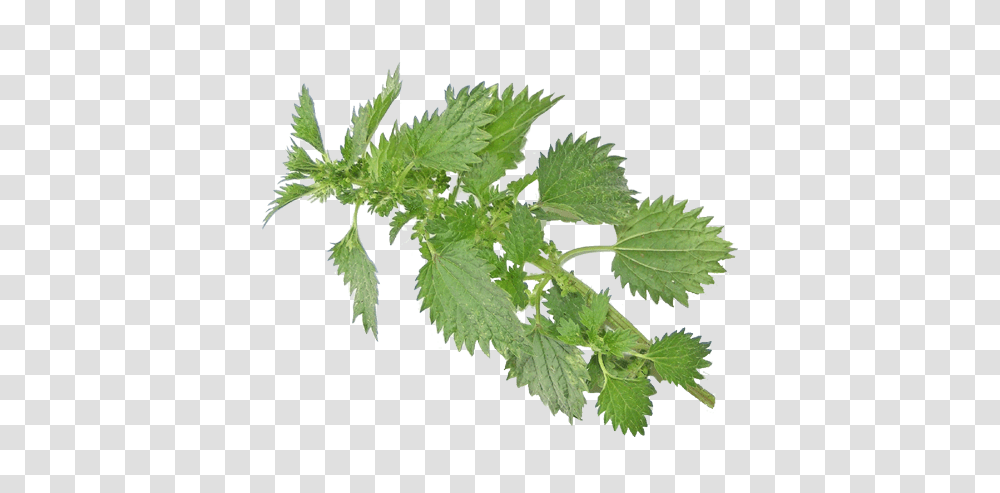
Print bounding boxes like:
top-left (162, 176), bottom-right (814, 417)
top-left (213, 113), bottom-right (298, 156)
top-left (643, 328), bottom-right (712, 387)
top-left (479, 84), bottom-right (564, 167)
top-left (504, 324), bottom-right (590, 422)
top-left (415, 239), bottom-right (523, 356)
top-left (328, 225), bottom-right (379, 339)
top-left (501, 202), bottom-right (544, 266)
top-left (397, 82), bottom-right (496, 172)
top-left (534, 132), bottom-right (639, 225)
top-left (596, 372), bottom-right (657, 436)
top-left (340, 64), bottom-right (402, 168)
top-left (611, 196), bottom-right (735, 307)
top-left (292, 85), bottom-right (326, 155)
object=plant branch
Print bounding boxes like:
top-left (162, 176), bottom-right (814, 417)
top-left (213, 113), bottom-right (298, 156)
top-left (529, 253), bottom-right (716, 408)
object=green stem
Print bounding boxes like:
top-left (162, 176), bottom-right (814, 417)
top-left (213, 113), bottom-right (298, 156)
top-left (530, 274), bottom-right (551, 316)
top-left (524, 274), bottom-right (547, 282)
top-left (352, 201), bottom-right (360, 228)
top-left (448, 175), bottom-right (462, 204)
top-left (529, 253), bottom-right (715, 408)
top-left (557, 245), bottom-right (615, 267)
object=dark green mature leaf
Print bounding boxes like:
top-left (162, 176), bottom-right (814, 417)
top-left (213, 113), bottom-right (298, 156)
top-left (535, 132), bottom-right (639, 225)
top-left (501, 202), bottom-right (544, 265)
top-left (505, 326), bottom-right (590, 422)
top-left (480, 84), bottom-right (564, 167)
top-left (611, 196), bottom-right (735, 307)
top-left (643, 328), bottom-right (712, 387)
top-left (415, 239), bottom-right (523, 356)
top-left (292, 85), bottom-right (326, 155)
top-left (328, 225), bottom-right (379, 339)
top-left (341, 64), bottom-right (402, 168)
top-left (596, 371), bottom-right (657, 436)
top-left (397, 82), bottom-right (496, 172)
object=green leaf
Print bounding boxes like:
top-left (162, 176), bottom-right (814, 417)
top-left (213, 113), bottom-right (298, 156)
top-left (505, 172), bottom-right (537, 200)
top-left (262, 182), bottom-right (311, 227)
top-left (340, 64), bottom-right (403, 168)
top-left (388, 192), bottom-right (426, 245)
top-left (611, 196), bottom-right (735, 307)
top-left (292, 85), bottom-right (326, 155)
top-left (504, 326), bottom-right (590, 422)
top-left (284, 142), bottom-right (322, 177)
top-left (601, 329), bottom-right (643, 358)
top-left (501, 202), bottom-right (545, 266)
top-left (425, 200), bottom-right (482, 246)
top-left (534, 132), bottom-right (639, 225)
top-left (586, 354), bottom-right (605, 393)
top-left (496, 263), bottom-right (530, 310)
top-left (397, 82), bottom-right (496, 172)
top-left (596, 370), bottom-right (657, 436)
top-left (328, 225), bottom-right (379, 339)
top-left (555, 317), bottom-right (587, 347)
top-left (643, 328), bottom-right (712, 387)
top-left (480, 85), bottom-right (564, 167)
top-left (460, 152), bottom-right (509, 202)
top-left (415, 239), bottom-right (523, 355)
top-left (542, 284), bottom-right (587, 327)
top-left (579, 288), bottom-right (611, 330)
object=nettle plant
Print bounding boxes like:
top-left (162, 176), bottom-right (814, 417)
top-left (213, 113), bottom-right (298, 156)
top-left (263, 65), bottom-right (735, 436)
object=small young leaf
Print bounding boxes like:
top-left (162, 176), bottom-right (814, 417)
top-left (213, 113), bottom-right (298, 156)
top-left (579, 288), bottom-right (611, 330)
top-left (611, 196), bottom-right (735, 307)
top-left (341, 64), bottom-right (402, 167)
top-left (262, 182), bottom-right (311, 227)
top-left (496, 263), bottom-right (530, 310)
top-left (388, 192), bottom-right (426, 245)
top-left (601, 329), bottom-right (643, 358)
top-left (555, 318), bottom-right (587, 346)
top-left (328, 225), bottom-right (379, 339)
top-left (643, 328), bottom-right (712, 387)
top-left (292, 85), bottom-right (326, 155)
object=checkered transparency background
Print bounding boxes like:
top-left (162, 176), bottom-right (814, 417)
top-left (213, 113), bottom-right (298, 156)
top-left (1, 0), bottom-right (999, 492)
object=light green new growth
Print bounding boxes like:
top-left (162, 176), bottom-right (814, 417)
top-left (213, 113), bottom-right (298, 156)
top-left (263, 65), bottom-right (736, 436)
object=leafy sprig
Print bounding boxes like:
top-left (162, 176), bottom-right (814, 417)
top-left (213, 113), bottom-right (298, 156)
top-left (263, 66), bottom-right (736, 436)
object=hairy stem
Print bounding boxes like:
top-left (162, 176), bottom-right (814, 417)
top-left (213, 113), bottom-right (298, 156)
top-left (529, 253), bottom-right (715, 408)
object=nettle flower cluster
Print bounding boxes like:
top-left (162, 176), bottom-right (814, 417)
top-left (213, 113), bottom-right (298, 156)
top-left (264, 65), bottom-right (735, 436)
